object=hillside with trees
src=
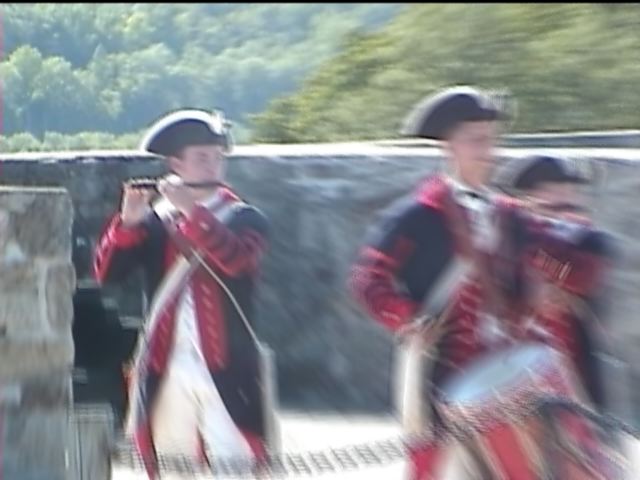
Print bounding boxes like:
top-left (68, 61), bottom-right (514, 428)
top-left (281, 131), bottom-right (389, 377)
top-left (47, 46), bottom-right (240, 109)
top-left (251, 4), bottom-right (640, 143)
top-left (2, 4), bottom-right (638, 151)
top-left (0, 3), bottom-right (400, 151)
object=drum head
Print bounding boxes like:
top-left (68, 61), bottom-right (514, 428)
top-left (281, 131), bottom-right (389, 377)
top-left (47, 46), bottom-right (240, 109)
top-left (440, 343), bottom-right (555, 405)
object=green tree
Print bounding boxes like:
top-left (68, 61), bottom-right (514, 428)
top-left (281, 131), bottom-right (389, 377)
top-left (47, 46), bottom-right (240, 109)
top-left (252, 4), bottom-right (640, 142)
top-left (1, 3), bottom-right (401, 144)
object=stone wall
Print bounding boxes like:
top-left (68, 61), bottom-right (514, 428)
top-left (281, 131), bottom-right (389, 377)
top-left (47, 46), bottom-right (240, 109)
top-left (1, 142), bottom-right (639, 419)
top-left (0, 187), bottom-right (76, 480)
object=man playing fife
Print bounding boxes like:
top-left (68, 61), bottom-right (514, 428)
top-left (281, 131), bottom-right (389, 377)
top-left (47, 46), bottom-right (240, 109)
top-left (94, 109), bottom-right (270, 479)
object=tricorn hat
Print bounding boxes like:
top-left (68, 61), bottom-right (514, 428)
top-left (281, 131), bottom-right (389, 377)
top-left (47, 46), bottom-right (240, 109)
top-left (400, 86), bottom-right (508, 140)
top-left (495, 154), bottom-right (592, 195)
top-left (140, 108), bottom-right (233, 157)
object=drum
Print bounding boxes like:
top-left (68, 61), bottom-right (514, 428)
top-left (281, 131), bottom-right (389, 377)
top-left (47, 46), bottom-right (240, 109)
top-left (436, 342), bottom-right (617, 480)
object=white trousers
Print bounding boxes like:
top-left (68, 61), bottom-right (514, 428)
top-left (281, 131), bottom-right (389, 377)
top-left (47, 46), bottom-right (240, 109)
top-left (395, 338), bottom-right (483, 480)
top-left (436, 442), bottom-right (483, 480)
top-left (150, 357), bottom-right (254, 462)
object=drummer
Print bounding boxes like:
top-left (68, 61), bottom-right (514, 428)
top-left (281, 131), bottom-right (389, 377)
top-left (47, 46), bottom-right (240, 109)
top-left (349, 86), bottom-right (523, 479)
top-left (495, 154), bottom-right (616, 412)
top-left (349, 86), bottom-right (516, 412)
top-left (348, 87), bottom-right (614, 478)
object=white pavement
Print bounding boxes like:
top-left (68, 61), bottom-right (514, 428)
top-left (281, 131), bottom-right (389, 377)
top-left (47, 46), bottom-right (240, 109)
top-left (112, 411), bottom-right (639, 480)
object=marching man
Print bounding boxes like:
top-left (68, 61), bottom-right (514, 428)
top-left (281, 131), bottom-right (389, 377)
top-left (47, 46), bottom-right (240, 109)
top-left (94, 109), bottom-right (270, 479)
top-left (349, 87), bottom-right (615, 479)
top-left (495, 153), bottom-right (615, 412)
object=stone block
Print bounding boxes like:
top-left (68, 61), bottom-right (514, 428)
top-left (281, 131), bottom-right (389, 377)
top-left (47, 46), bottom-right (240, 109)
top-left (20, 371), bottom-right (73, 408)
top-left (1, 408), bottom-right (77, 480)
top-left (72, 404), bottom-right (114, 480)
top-left (0, 261), bottom-right (75, 337)
top-left (0, 372), bottom-right (72, 409)
top-left (0, 290), bottom-right (43, 337)
top-left (0, 186), bottom-right (77, 478)
top-left (45, 260), bottom-right (77, 331)
top-left (0, 336), bottom-right (74, 383)
top-left (0, 187), bottom-right (73, 260)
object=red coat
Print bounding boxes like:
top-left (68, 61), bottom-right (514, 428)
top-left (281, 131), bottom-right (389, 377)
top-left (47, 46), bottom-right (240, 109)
top-left (350, 176), bottom-right (613, 480)
top-left (521, 217), bottom-right (613, 406)
top-left (349, 173), bottom-right (611, 397)
top-left (350, 175), bottom-right (525, 381)
top-left (94, 186), bottom-right (269, 478)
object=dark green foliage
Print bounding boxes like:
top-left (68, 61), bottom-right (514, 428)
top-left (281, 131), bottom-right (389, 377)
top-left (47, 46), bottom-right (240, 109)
top-left (252, 4), bottom-right (640, 143)
top-left (0, 3), bottom-right (400, 150)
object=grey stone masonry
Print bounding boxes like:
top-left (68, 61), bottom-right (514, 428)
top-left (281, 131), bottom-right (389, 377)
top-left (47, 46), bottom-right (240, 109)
top-left (0, 141), bottom-right (638, 420)
top-left (0, 187), bottom-right (77, 480)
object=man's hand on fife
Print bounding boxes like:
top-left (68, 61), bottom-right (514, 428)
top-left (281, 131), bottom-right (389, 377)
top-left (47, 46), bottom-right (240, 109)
top-left (157, 177), bottom-right (198, 217)
top-left (121, 186), bottom-right (154, 227)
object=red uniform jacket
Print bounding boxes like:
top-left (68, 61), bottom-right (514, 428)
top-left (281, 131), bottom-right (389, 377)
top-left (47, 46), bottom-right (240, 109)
top-left (94, 186), bottom-right (269, 478)
top-left (350, 173), bottom-right (613, 480)
top-left (349, 174), bottom-right (611, 401)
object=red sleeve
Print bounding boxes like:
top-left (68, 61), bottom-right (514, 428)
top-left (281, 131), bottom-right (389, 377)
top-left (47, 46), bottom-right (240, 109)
top-left (93, 213), bottom-right (148, 284)
top-left (178, 204), bottom-right (268, 278)
top-left (350, 180), bottom-right (448, 333)
top-left (349, 246), bottom-right (419, 332)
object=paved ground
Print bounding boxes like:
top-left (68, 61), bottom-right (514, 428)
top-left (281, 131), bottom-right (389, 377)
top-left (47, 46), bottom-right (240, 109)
top-left (113, 412), bottom-right (406, 480)
top-left (112, 411), bottom-right (640, 480)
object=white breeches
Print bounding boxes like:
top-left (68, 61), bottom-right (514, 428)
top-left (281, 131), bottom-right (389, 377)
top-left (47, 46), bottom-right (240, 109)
top-left (436, 442), bottom-right (483, 480)
top-left (151, 358), bottom-right (254, 462)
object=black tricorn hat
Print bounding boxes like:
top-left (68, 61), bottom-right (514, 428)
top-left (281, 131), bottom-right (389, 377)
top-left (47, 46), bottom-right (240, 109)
top-left (495, 154), bottom-right (592, 194)
top-left (400, 86), bottom-right (507, 140)
top-left (140, 109), bottom-right (233, 157)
